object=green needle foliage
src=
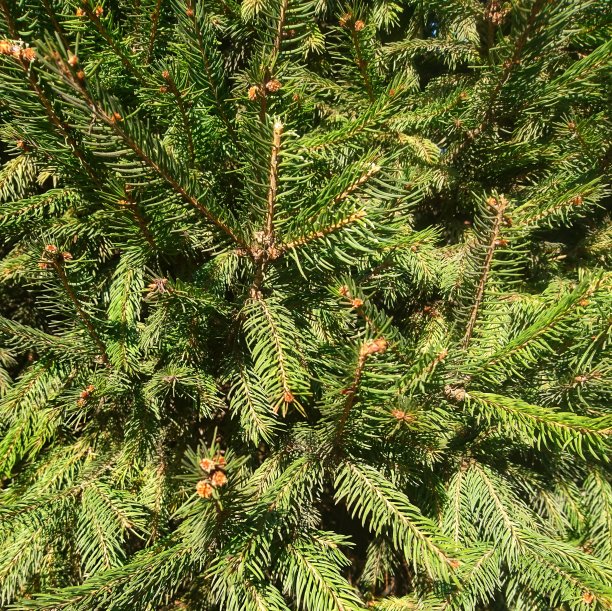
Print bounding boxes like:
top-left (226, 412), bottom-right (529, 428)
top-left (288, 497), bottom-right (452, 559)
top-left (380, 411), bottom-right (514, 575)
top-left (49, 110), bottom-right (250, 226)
top-left (0, 0), bottom-right (610, 609)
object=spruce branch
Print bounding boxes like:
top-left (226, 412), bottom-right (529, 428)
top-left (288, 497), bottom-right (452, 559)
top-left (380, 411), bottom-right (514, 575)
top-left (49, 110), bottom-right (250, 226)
top-left (461, 196), bottom-right (507, 349)
top-left (50, 258), bottom-right (109, 365)
top-left (146, 0), bottom-right (163, 63)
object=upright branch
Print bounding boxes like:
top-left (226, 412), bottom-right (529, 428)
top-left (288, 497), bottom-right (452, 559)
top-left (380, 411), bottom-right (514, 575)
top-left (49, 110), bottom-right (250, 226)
top-left (40, 246), bottom-right (109, 364)
top-left (146, 0), bottom-right (163, 63)
top-left (184, 0), bottom-right (236, 141)
top-left (273, 0), bottom-right (289, 58)
top-left (162, 69), bottom-right (195, 163)
top-left (461, 196), bottom-right (508, 349)
top-left (250, 121), bottom-right (283, 298)
top-left (343, 17), bottom-right (374, 102)
top-left (265, 120), bottom-right (283, 241)
top-left (334, 338), bottom-right (388, 448)
top-left (449, 0), bottom-right (547, 160)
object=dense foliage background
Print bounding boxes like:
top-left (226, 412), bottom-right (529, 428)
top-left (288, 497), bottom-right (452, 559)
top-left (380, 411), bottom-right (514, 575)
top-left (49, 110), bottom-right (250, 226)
top-left (0, 0), bottom-right (610, 609)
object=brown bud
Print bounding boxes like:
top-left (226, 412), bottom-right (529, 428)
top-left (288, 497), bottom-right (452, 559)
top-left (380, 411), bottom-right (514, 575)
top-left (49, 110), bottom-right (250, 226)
top-left (61, 251), bottom-right (73, 261)
top-left (44, 244), bottom-right (58, 254)
top-left (110, 111), bottom-right (123, 123)
top-left (248, 85), bottom-right (259, 101)
top-left (339, 13), bottom-right (352, 27)
top-left (159, 85), bottom-right (169, 93)
top-left (211, 470), bottom-right (228, 487)
top-left (93, 5), bottom-right (104, 17)
top-left (196, 480), bottom-right (214, 498)
top-left (199, 457), bottom-right (216, 473)
top-left (21, 47), bottom-right (36, 62)
top-left (354, 20), bottom-right (365, 31)
top-left (567, 121), bottom-right (576, 130)
top-left (578, 299), bottom-right (590, 307)
top-left (351, 298), bottom-right (363, 308)
top-left (391, 409), bottom-right (415, 423)
top-left (161, 69), bottom-right (170, 80)
top-left (283, 390), bottom-right (295, 403)
top-left (362, 338), bottom-right (388, 356)
top-left (76, 70), bottom-right (86, 80)
top-left (147, 278), bottom-right (169, 293)
top-left (265, 79), bottom-right (282, 93)
top-left (582, 592), bottom-right (594, 605)
top-left (445, 385), bottom-right (466, 402)
top-left (572, 195), bottom-right (583, 205)
top-left (186, 7), bottom-right (194, 17)
top-left (68, 55), bottom-right (78, 67)
top-left (76, 8), bottom-right (86, 17)
top-left (214, 454), bottom-right (226, 467)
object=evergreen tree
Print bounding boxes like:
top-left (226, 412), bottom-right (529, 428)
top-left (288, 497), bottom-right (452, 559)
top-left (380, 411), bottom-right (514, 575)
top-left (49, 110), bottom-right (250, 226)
top-left (0, 0), bottom-right (610, 609)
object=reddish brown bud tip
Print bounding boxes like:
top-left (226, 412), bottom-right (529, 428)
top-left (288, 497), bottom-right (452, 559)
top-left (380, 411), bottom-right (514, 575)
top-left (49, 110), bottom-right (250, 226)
top-left (354, 20), bottom-right (365, 31)
top-left (199, 457), bottom-right (216, 473)
top-left (582, 592), bottom-right (594, 604)
top-left (265, 78), bottom-right (282, 93)
top-left (196, 480), bottom-right (214, 498)
top-left (248, 85), bottom-right (259, 101)
top-left (339, 13), bottom-right (351, 27)
top-left (211, 470), bottom-right (228, 487)
top-left (21, 47), bottom-right (36, 62)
